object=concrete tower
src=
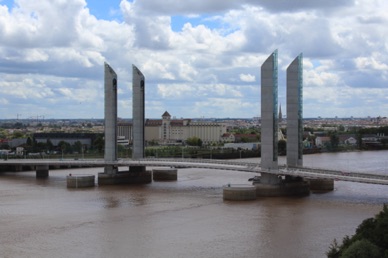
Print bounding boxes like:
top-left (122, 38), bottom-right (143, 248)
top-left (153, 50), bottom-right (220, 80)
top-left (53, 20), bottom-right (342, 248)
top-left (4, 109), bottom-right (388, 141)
top-left (261, 50), bottom-right (280, 184)
top-left (132, 65), bottom-right (145, 159)
top-left (104, 62), bottom-right (118, 174)
top-left (286, 54), bottom-right (303, 167)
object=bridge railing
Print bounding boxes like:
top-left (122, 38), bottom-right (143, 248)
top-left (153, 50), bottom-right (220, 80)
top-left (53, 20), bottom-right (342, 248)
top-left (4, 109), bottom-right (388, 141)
top-left (277, 167), bottom-right (388, 185)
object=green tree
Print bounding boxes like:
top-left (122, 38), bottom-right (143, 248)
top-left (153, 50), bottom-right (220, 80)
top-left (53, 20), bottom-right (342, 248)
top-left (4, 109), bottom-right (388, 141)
top-left (26, 137), bottom-right (32, 147)
top-left (12, 131), bottom-right (24, 139)
top-left (92, 135), bottom-right (104, 153)
top-left (58, 141), bottom-right (72, 154)
top-left (356, 132), bottom-right (363, 150)
top-left (73, 141), bottom-right (83, 153)
top-left (241, 137), bottom-right (249, 143)
top-left (0, 129), bottom-right (7, 139)
top-left (186, 136), bottom-right (202, 146)
top-left (341, 239), bottom-right (380, 258)
top-left (329, 132), bottom-right (339, 151)
top-left (46, 139), bottom-right (53, 152)
top-left (327, 204), bottom-right (388, 258)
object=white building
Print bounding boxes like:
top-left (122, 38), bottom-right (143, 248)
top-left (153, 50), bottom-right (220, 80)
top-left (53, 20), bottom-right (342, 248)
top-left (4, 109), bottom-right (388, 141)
top-left (118, 111), bottom-right (227, 145)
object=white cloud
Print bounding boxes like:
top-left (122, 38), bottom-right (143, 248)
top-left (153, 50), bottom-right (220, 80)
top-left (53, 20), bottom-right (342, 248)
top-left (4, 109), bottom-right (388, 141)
top-left (0, 97), bottom-right (9, 105)
top-left (0, 0), bottom-right (387, 118)
top-left (239, 73), bottom-right (255, 82)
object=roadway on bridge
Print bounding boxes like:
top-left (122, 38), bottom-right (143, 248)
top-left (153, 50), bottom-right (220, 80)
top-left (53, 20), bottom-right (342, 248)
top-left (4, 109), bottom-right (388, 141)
top-left (1, 158), bottom-right (388, 185)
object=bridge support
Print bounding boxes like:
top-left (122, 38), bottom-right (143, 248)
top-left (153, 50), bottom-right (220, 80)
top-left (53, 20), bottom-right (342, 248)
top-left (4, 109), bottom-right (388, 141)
top-left (253, 181), bottom-right (310, 197)
top-left (132, 65), bottom-right (145, 159)
top-left (260, 51), bottom-right (280, 185)
top-left (97, 65), bottom-right (151, 186)
top-left (308, 178), bottom-right (334, 192)
top-left (153, 168), bottom-right (178, 181)
top-left (253, 52), bottom-right (310, 196)
top-left (67, 174), bottom-right (95, 188)
top-left (36, 165), bottom-right (49, 178)
top-left (223, 184), bottom-right (257, 201)
top-left (11, 165), bottom-right (23, 172)
top-left (104, 62), bottom-right (118, 176)
top-left (253, 174), bottom-right (310, 197)
top-left (98, 169), bottom-right (151, 185)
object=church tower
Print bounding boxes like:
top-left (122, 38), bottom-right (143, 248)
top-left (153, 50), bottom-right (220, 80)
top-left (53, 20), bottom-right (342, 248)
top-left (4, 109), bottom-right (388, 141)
top-left (279, 104), bottom-right (283, 123)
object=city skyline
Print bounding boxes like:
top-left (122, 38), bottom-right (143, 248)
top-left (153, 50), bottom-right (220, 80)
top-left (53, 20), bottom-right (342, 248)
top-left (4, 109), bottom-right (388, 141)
top-left (0, 0), bottom-right (387, 119)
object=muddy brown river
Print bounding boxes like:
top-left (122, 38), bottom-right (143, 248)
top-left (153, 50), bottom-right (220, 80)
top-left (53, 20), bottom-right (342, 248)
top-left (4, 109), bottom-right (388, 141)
top-left (1, 151), bottom-right (387, 257)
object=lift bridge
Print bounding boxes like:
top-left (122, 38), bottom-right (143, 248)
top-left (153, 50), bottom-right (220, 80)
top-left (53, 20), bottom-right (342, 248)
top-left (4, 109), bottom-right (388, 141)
top-left (1, 158), bottom-right (388, 186)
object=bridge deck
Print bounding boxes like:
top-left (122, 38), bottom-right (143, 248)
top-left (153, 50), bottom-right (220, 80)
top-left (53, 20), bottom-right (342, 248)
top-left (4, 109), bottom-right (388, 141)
top-left (1, 158), bottom-right (387, 185)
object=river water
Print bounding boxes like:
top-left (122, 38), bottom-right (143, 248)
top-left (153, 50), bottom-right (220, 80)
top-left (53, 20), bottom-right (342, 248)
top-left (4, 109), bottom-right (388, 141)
top-left (0, 151), bottom-right (387, 258)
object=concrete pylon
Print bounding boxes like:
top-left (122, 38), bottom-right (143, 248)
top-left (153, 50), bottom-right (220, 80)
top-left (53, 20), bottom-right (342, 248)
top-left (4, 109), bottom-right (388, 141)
top-left (132, 65), bottom-right (145, 159)
top-left (286, 54), bottom-right (303, 167)
top-left (260, 50), bottom-right (280, 184)
top-left (104, 62), bottom-right (118, 174)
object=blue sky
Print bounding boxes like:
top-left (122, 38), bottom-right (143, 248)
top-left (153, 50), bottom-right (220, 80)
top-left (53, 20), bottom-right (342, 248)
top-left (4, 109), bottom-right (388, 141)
top-left (0, 0), bottom-right (387, 119)
top-left (86, 0), bottom-right (123, 20)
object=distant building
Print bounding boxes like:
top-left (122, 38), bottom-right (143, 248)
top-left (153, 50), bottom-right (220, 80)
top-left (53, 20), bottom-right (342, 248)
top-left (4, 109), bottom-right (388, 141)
top-left (118, 122), bottom-right (132, 144)
top-left (33, 133), bottom-right (98, 148)
top-left (221, 133), bottom-right (235, 143)
top-left (338, 134), bottom-right (357, 145)
top-left (315, 136), bottom-right (331, 147)
top-left (224, 142), bottom-right (260, 150)
top-left (233, 134), bottom-right (258, 143)
top-left (118, 111), bottom-right (227, 145)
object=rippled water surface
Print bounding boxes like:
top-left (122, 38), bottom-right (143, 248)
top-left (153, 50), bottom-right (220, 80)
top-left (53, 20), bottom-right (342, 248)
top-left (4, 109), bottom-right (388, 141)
top-left (1, 151), bottom-right (387, 258)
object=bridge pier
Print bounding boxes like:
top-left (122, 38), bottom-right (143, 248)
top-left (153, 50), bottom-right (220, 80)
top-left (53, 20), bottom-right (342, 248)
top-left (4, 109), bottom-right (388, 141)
top-left (223, 184), bottom-right (257, 201)
top-left (308, 178), bottom-right (334, 192)
top-left (153, 168), bottom-right (178, 181)
top-left (104, 165), bottom-right (118, 175)
top-left (67, 174), bottom-right (95, 188)
top-left (253, 174), bottom-right (310, 197)
top-left (98, 166), bottom-right (152, 185)
top-left (97, 171), bottom-right (152, 185)
top-left (36, 165), bottom-right (49, 178)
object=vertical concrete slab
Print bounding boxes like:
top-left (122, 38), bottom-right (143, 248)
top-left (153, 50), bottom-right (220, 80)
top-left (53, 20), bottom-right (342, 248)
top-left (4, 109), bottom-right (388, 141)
top-left (104, 62), bottom-right (118, 174)
top-left (287, 54), bottom-right (303, 167)
top-left (261, 50), bottom-right (280, 184)
top-left (132, 65), bottom-right (145, 159)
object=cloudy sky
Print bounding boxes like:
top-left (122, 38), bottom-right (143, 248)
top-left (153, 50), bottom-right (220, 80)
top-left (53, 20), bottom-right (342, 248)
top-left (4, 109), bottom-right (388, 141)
top-left (0, 0), bottom-right (387, 119)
